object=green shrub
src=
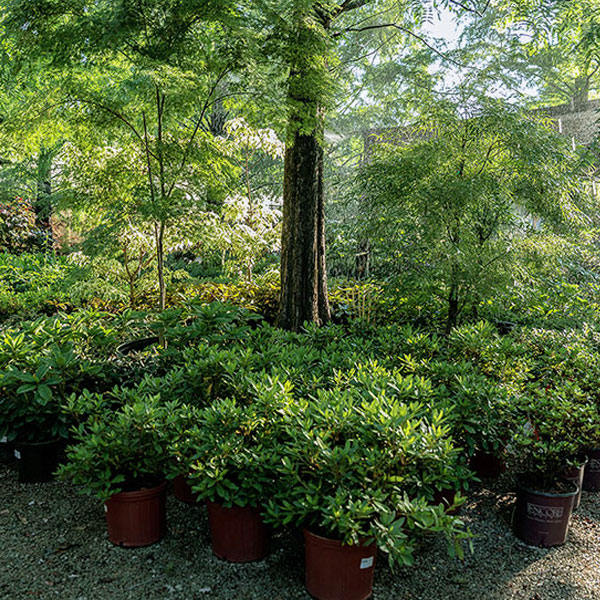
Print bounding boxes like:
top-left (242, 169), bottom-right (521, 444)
top-left (182, 276), bottom-right (281, 323)
top-left (508, 386), bottom-right (597, 488)
top-left (0, 197), bottom-right (46, 253)
top-left (0, 343), bottom-right (104, 443)
top-left (184, 380), bottom-right (294, 507)
top-left (57, 393), bottom-right (182, 501)
top-left (264, 387), bottom-right (470, 565)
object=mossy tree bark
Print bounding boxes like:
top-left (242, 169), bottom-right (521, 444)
top-left (278, 113), bottom-right (331, 330)
top-left (276, 4), bottom-right (337, 331)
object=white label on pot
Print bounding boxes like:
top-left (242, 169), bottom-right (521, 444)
top-left (589, 459), bottom-right (600, 472)
top-left (360, 557), bottom-right (374, 569)
top-left (13, 450), bottom-right (21, 460)
top-left (104, 504), bottom-right (108, 513)
top-left (0, 436), bottom-right (7, 443)
top-left (526, 503), bottom-right (564, 522)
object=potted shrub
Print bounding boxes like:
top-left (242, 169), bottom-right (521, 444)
top-left (564, 456), bottom-right (589, 510)
top-left (337, 361), bottom-right (473, 508)
top-left (430, 363), bottom-right (514, 479)
top-left (582, 449), bottom-right (600, 492)
top-left (515, 329), bottom-right (600, 496)
top-left (182, 381), bottom-right (293, 562)
top-left (509, 387), bottom-right (594, 546)
top-left (264, 387), bottom-right (470, 600)
top-left (577, 398), bottom-right (600, 495)
top-left (163, 403), bottom-right (204, 504)
top-left (57, 392), bottom-right (180, 547)
top-left (0, 343), bottom-right (102, 482)
top-left (398, 352), bottom-right (514, 479)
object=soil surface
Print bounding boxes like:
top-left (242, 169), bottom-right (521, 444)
top-left (1, 461), bottom-right (599, 600)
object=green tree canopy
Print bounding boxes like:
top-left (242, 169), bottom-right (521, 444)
top-left (360, 98), bottom-right (593, 332)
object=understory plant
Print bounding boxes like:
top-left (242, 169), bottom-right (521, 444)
top-left (400, 358), bottom-right (514, 459)
top-left (0, 343), bottom-right (103, 443)
top-left (336, 361), bottom-right (475, 491)
top-left (360, 100), bottom-right (589, 333)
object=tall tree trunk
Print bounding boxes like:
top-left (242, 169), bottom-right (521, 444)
top-left (572, 75), bottom-right (589, 109)
top-left (277, 112), bottom-right (331, 331)
top-left (36, 146), bottom-right (54, 248)
top-left (155, 222), bottom-right (166, 311)
top-left (446, 281), bottom-right (459, 335)
top-left (277, 4), bottom-right (332, 331)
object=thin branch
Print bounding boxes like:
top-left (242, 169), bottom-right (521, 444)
top-left (544, 78), bottom-right (575, 98)
top-left (122, 241), bottom-right (133, 280)
top-left (156, 85), bottom-right (167, 199)
top-left (475, 140), bottom-right (500, 176)
top-left (333, 23), bottom-right (469, 69)
top-left (77, 98), bottom-right (150, 151)
top-left (332, 0), bottom-right (372, 19)
top-left (165, 67), bottom-right (231, 199)
top-left (478, 249), bottom-right (512, 272)
top-left (334, 30), bottom-right (395, 69)
top-left (448, 0), bottom-right (482, 17)
top-left (142, 111), bottom-right (157, 208)
top-left (337, 3), bottom-right (399, 33)
top-left (586, 63), bottom-right (600, 81)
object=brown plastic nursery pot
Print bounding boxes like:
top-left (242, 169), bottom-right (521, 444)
top-left (173, 474), bottom-right (199, 504)
top-left (105, 481), bottom-right (167, 547)
top-left (562, 459), bottom-right (587, 510)
top-left (582, 449), bottom-right (600, 491)
top-left (16, 439), bottom-right (61, 483)
top-left (469, 450), bottom-right (506, 479)
top-left (206, 501), bottom-right (270, 562)
top-left (304, 529), bottom-right (377, 600)
top-left (513, 480), bottom-right (577, 547)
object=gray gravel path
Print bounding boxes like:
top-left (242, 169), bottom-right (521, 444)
top-left (1, 463), bottom-right (599, 600)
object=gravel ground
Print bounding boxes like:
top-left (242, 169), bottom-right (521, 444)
top-left (2, 460), bottom-right (600, 600)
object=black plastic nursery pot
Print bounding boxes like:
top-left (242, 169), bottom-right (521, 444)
top-left (206, 501), bottom-right (270, 562)
top-left (15, 439), bottom-right (62, 483)
top-left (494, 320), bottom-right (517, 335)
top-left (469, 449), bottom-right (506, 479)
top-left (563, 458), bottom-right (588, 510)
top-left (433, 487), bottom-right (461, 514)
top-left (116, 336), bottom-right (160, 356)
top-left (582, 449), bottom-right (600, 491)
top-left (0, 437), bottom-right (14, 465)
top-left (513, 479), bottom-right (578, 547)
top-left (105, 480), bottom-right (167, 547)
top-left (304, 529), bottom-right (377, 600)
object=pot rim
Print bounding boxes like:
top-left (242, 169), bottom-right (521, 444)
top-left (116, 336), bottom-right (160, 356)
top-left (16, 438), bottom-right (62, 448)
top-left (303, 528), bottom-right (376, 549)
top-left (517, 478), bottom-right (579, 498)
top-left (206, 500), bottom-right (261, 512)
top-left (107, 479), bottom-right (167, 503)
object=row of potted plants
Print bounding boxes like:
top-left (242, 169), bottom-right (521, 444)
top-left (1, 364), bottom-right (590, 600)
top-left (0, 302), bottom-right (262, 481)
top-left (4, 310), bottom-right (600, 599)
top-left (47, 381), bottom-right (471, 600)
